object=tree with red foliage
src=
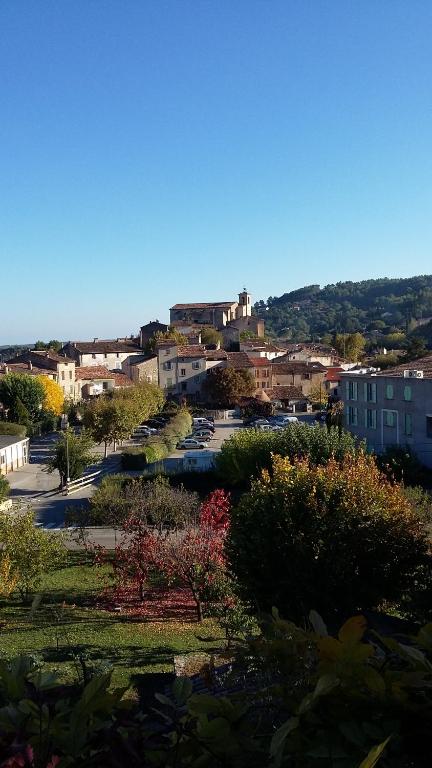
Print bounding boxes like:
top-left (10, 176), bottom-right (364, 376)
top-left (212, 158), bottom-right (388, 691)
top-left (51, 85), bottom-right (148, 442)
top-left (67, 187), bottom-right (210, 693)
top-left (155, 524), bottom-right (226, 622)
top-left (199, 489), bottom-right (231, 532)
top-left (113, 513), bottom-right (158, 602)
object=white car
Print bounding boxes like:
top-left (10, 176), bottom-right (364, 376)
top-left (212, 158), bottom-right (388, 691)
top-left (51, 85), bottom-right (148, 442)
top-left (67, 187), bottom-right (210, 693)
top-left (177, 438), bottom-right (209, 450)
top-left (256, 423), bottom-right (273, 432)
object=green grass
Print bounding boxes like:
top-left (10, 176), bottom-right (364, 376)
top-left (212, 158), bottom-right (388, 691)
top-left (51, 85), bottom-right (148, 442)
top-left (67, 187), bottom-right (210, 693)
top-left (0, 552), bottom-right (221, 689)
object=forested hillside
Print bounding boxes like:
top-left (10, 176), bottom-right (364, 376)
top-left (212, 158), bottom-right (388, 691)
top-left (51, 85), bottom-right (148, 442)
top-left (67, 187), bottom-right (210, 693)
top-left (255, 275), bottom-right (432, 343)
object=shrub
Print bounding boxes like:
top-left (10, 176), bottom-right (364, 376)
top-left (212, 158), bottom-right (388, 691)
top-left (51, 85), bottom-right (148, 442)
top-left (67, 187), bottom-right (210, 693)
top-left (122, 409), bottom-right (192, 468)
top-left (0, 422), bottom-right (27, 437)
top-left (217, 423), bottom-right (359, 486)
top-left (226, 453), bottom-right (429, 622)
top-left (376, 445), bottom-right (427, 486)
top-left (0, 475), bottom-right (10, 503)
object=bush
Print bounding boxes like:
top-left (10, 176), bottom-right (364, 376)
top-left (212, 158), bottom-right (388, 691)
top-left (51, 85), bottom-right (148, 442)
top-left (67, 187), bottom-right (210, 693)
top-left (0, 475), bottom-right (10, 503)
top-left (217, 423), bottom-right (359, 486)
top-left (226, 453), bottom-right (429, 622)
top-left (122, 409), bottom-right (192, 469)
top-left (0, 422), bottom-right (27, 437)
top-left (376, 445), bottom-right (427, 486)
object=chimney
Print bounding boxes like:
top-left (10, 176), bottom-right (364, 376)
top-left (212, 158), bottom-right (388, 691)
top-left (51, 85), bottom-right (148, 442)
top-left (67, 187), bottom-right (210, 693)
top-left (28, 361), bottom-right (33, 371)
top-left (94, 338), bottom-right (98, 343)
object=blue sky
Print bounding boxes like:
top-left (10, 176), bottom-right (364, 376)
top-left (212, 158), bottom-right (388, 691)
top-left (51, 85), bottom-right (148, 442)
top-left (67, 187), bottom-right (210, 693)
top-left (1, 1), bottom-right (432, 343)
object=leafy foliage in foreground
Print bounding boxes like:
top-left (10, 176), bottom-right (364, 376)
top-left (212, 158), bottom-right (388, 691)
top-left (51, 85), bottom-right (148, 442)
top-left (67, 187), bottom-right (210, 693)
top-left (227, 453), bottom-right (429, 622)
top-left (216, 422), bottom-right (359, 486)
top-left (1, 612), bottom-right (432, 767)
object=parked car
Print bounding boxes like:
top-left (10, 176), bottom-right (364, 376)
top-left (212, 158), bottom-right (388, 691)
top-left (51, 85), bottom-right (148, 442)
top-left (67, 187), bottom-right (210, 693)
top-left (193, 421), bottom-right (215, 433)
top-left (134, 427), bottom-right (156, 438)
top-left (192, 429), bottom-right (214, 440)
top-left (177, 438), bottom-right (209, 450)
top-left (137, 425), bottom-right (158, 434)
top-left (145, 419), bottom-right (165, 428)
top-left (255, 423), bottom-right (273, 432)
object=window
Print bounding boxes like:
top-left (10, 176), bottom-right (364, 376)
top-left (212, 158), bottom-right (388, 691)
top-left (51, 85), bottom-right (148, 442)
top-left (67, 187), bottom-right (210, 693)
top-left (262, 382), bottom-right (266, 388)
top-left (61, 371), bottom-right (65, 381)
top-left (166, 377), bottom-right (173, 387)
top-left (426, 416), bottom-right (432, 438)
top-left (104, 353), bottom-right (107, 358)
top-left (365, 409), bottom-right (377, 429)
top-left (69, 371), bottom-right (73, 380)
top-left (347, 406), bottom-right (358, 426)
top-left (163, 361), bottom-right (172, 371)
top-left (384, 410), bottom-right (395, 427)
top-left (69, 385), bottom-right (73, 394)
top-left (385, 384), bottom-right (394, 399)
top-left (346, 380), bottom-right (358, 401)
top-left (116, 353), bottom-right (120, 358)
top-left (180, 368), bottom-right (186, 377)
top-left (103, 382), bottom-right (108, 390)
top-left (92, 353), bottom-right (96, 359)
top-left (405, 413), bottom-right (412, 436)
top-left (192, 361), bottom-right (200, 370)
top-left (404, 385), bottom-right (412, 402)
top-left (364, 381), bottom-right (377, 403)
top-left (181, 382), bottom-right (187, 392)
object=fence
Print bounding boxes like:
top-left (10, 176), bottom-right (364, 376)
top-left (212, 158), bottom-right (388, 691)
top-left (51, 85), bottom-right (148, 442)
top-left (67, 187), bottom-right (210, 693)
top-left (63, 469), bottom-right (105, 496)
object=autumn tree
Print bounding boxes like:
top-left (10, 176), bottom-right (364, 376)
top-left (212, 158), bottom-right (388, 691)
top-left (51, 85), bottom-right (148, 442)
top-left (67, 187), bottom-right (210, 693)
top-left (46, 429), bottom-right (99, 487)
top-left (334, 332), bottom-right (366, 362)
top-left (0, 508), bottom-right (65, 601)
top-left (37, 375), bottom-right (64, 416)
top-left (309, 382), bottom-right (328, 408)
top-left (0, 373), bottom-right (45, 423)
top-left (146, 328), bottom-right (187, 353)
top-left (227, 453), bottom-right (429, 622)
top-left (202, 367), bottom-right (255, 406)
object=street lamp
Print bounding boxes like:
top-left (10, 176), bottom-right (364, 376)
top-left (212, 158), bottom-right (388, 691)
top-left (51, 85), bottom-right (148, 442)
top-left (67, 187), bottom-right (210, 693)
top-left (61, 413), bottom-right (70, 485)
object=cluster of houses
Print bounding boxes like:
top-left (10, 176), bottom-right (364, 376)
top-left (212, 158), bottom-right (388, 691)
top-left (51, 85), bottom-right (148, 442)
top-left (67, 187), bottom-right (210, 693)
top-left (2, 288), bottom-right (432, 472)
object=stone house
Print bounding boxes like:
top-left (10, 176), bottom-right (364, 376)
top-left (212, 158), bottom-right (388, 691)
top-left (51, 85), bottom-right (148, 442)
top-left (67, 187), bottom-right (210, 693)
top-left (3, 349), bottom-right (77, 402)
top-left (122, 355), bottom-right (158, 385)
top-left (270, 360), bottom-right (327, 396)
top-left (75, 366), bottom-right (133, 399)
top-left (61, 338), bottom-right (142, 372)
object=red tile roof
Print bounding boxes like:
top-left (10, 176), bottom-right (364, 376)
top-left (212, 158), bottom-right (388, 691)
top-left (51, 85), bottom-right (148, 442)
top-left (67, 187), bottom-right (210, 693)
top-left (266, 386), bottom-right (306, 400)
top-left (249, 357), bottom-right (272, 367)
top-left (225, 352), bottom-right (254, 369)
top-left (75, 366), bottom-right (116, 381)
top-left (0, 362), bottom-right (55, 377)
top-left (171, 302), bottom-right (236, 310)
top-left (63, 339), bottom-right (141, 355)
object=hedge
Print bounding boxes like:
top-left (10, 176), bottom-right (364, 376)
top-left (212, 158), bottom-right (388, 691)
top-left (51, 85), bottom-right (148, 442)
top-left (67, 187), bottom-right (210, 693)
top-left (121, 409), bottom-right (192, 469)
top-left (0, 422), bottom-right (27, 438)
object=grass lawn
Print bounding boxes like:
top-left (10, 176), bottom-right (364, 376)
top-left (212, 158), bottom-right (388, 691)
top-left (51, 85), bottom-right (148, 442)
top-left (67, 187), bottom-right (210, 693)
top-left (0, 552), bottom-right (222, 689)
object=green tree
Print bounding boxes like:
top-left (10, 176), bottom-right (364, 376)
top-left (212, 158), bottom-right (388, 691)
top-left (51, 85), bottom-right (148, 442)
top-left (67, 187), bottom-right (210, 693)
top-left (309, 382), bottom-right (328, 408)
top-left (0, 373), bottom-right (45, 423)
top-left (404, 335), bottom-right (428, 362)
top-left (200, 327), bottom-right (223, 346)
top-left (145, 328), bottom-right (187, 353)
top-left (0, 475), bottom-right (10, 504)
top-left (217, 422), bottom-right (358, 486)
top-left (202, 367), bottom-right (255, 406)
top-left (227, 453), bottom-right (428, 622)
top-left (34, 340), bottom-right (62, 352)
top-left (0, 508), bottom-right (66, 601)
top-left (334, 332), bottom-right (366, 362)
top-left (46, 429), bottom-right (99, 488)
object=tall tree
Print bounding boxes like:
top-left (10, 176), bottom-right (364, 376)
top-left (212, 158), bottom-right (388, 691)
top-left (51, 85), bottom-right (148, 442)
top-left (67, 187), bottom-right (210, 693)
top-left (0, 373), bottom-right (45, 423)
top-left (46, 429), bottom-right (98, 487)
top-left (37, 376), bottom-right (64, 416)
top-left (202, 367), bottom-right (255, 406)
top-left (334, 332), bottom-right (366, 362)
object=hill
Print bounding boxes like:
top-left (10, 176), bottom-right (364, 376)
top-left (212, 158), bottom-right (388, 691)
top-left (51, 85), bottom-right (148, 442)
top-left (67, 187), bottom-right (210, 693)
top-left (255, 275), bottom-right (432, 343)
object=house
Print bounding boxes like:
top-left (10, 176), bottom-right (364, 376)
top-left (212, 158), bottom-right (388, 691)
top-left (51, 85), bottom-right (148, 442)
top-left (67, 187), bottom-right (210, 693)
top-left (75, 366), bottom-right (133, 399)
top-left (0, 435), bottom-right (30, 475)
top-left (270, 360), bottom-right (327, 396)
top-left (324, 367), bottom-right (345, 398)
top-left (249, 357), bottom-right (272, 390)
top-left (3, 349), bottom-right (77, 402)
top-left (61, 338), bottom-right (142, 372)
top-left (340, 355), bottom-right (432, 468)
top-left (241, 340), bottom-right (286, 360)
top-left (265, 385), bottom-right (310, 412)
top-left (122, 355), bottom-right (158, 385)
top-left (139, 322), bottom-right (169, 348)
top-left (275, 344), bottom-right (340, 367)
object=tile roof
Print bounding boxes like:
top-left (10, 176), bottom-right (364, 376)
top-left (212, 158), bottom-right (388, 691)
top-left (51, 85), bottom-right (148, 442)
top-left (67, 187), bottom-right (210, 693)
top-left (375, 354), bottom-right (432, 379)
top-left (0, 362), bottom-right (54, 377)
top-left (6, 349), bottom-right (75, 367)
top-left (177, 345), bottom-right (207, 359)
top-left (0, 435), bottom-right (29, 449)
top-left (75, 366), bottom-right (116, 381)
top-left (266, 385), bottom-right (306, 400)
top-left (225, 352), bottom-right (254, 369)
top-left (30, 349), bottom-right (76, 363)
top-left (63, 339), bottom-right (141, 354)
top-left (249, 357), bottom-right (272, 367)
top-left (325, 366), bottom-right (344, 382)
top-left (271, 360), bottom-right (327, 374)
top-left (171, 302), bottom-right (237, 310)
top-left (75, 366), bottom-right (134, 387)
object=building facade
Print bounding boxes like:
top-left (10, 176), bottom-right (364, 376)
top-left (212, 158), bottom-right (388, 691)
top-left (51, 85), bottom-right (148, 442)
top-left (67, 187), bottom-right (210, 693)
top-left (0, 435), bottom-right (30, 475)
top-left (341, 356), bottom-right (432, 468)
top-left (61, 339), bottom-right (142, 372)
top-left (3, 350), bottom-right (77, 402)
top-left (170, 291), bottom-right (252, 330)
